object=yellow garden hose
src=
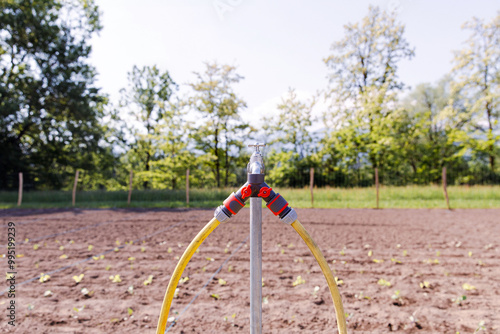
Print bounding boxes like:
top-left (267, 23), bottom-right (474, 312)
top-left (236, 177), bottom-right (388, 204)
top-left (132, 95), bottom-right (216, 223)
top-left (156, 217), bottom-right (221, 334)
top-left (291, 219), bottom-right (348, 334)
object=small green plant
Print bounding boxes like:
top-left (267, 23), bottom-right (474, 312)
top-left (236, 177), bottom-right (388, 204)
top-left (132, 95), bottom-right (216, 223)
top-left (39, 273), bottom-right (50, 283)
top-left (462, 283), bottom-right (476, 291)
top-left (377, 278), bottom-right (391, 287)
top-left (292, 276), bottom-right (305, 287)
top-left (109, 274), bottom-right (121, 283)
top-left (452, 295), bottom-right (466, 305)
top-left (475, 320), bottom-right (486, 332)
top-left (419, 281), bottom-right (430, 289)
top-left (144, 275), bottom-right (154, 285)
top-left (72, 274), bottom-right (84, 284)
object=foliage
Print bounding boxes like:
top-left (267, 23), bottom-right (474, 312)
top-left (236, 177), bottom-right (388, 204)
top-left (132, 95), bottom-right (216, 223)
top-left (187, 62), bottom-right (251, 188)
top-left (0, 0), bottom-right (109, 190)
top-left (449, 12), bottom-right (500, 172)
top-left (1, 3), bottom-right (499, 191)
top-left (322, 5), bottom-right (415, 172)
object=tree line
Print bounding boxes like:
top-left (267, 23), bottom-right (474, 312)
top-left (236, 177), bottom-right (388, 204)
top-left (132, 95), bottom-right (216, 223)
top-left (1, 2), bottom-right (499, 191)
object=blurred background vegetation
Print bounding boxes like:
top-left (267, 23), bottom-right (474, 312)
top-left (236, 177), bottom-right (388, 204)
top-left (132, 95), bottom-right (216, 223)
top-left (1, 1), bottom-right (499, 200)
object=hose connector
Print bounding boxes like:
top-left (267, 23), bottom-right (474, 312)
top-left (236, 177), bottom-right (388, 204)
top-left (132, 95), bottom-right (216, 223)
top-left (214, 205), bottom-right (231, 223)
top-left (280, 207), bottom-right (297, 225)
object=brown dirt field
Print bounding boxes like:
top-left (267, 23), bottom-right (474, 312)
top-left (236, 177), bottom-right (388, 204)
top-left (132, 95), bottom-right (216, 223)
top-left (1, 208), bottom-right (499, 333)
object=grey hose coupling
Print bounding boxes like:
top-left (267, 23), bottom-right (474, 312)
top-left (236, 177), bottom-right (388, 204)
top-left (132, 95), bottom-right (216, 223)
top-left (214, 205), bottom-right (231, 223)
top-left (280, 207), bottom-right (298, 225)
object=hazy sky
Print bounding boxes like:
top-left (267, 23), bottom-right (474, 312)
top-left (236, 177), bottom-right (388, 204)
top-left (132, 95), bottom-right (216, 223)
top-left (89, 0), bottom-right (499, 127)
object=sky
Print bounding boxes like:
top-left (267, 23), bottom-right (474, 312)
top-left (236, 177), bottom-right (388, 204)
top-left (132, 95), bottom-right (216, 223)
top-left (88, 0), bottom-right (499, 128)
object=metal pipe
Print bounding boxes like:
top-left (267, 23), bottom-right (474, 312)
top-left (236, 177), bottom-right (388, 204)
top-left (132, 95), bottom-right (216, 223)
top-left (250, 197), bottom-right (262, 334)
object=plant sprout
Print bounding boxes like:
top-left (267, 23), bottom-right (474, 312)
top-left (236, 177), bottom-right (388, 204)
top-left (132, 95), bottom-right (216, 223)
top-left (452, 295), bottom-right (466, 305)
top-left (109, 274), bottom-right (122, 283)
top-left (419, 281), bottom-right (430, 289)
top-left (377, 278), bottom-right (391, 287)
top-left (292, 276), bottom-right (305, 287)
top-left (39, 273), bottom-right (50, 283)
top-left (73, 274), bottom-right (84, 284)
top-left (312, 286), bottom-right (320, 297)
top-left (475, 320), bottom-right (486, 332)
top-left (144, 275), bottom-right (154, 285)
top-left (81, 287), bottom-right (91, 296)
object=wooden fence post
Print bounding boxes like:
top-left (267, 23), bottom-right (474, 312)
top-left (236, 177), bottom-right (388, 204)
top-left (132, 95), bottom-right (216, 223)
top-left (17, 172), bottom-right (23, 206)
top-left (375, 167), bottom-right (379, 209)
top-left (186, 169), bottom-right (190, 205)
top-left (72, 170), bottom-right (79, 207)
top-left (442, 167), bottom-right (451, 210)
top-left (127, 170), bottom-right (133, 205)
top-left (310, 167), bottom-right (314, 207)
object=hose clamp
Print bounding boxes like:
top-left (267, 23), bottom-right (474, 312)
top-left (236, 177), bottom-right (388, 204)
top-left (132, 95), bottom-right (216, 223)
top-left (280, 208), bottom-right (297, 225)
top-left (214, 205), bottom-right (231, 223)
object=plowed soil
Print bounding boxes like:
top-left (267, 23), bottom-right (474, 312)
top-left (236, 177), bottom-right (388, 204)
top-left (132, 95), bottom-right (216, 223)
top-left (1, 208), bottom-right (499, 333)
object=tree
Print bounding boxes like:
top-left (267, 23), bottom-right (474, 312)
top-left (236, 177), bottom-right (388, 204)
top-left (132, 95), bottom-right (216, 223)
top-left (450, 12), bottom-right (500, 171)
top-left (322, 5), bottom-right (414, 172)
top-left (0, 0), bottom-right (107, 190)
top-left (119, 65), bottom-right (177, 189)
top-left (263, 88), bottom-right (315, 159)
top-left (395, 78), bottom-right (466, 183)
top-left (263, 88), bottom-right (317, 187)
top-left (187, 62), bottom-right (249, 187)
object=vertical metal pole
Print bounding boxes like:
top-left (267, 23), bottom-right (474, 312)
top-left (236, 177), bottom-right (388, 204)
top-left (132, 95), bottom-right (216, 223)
top-left (250, 196), bottom-right (262, 334)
